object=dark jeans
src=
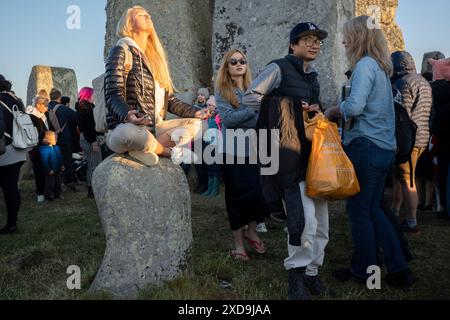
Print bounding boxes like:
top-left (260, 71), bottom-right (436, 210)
top-left (345, 137), bottom-right (408, 278)
top-left (30, 149), bottom-right (45, 196)
top-left (437, 155), bottom-right (450, 214)
top-left (59, 144), bottom-right (74, 184)
top-left (0, 161), bottom-right (24, 227)
top-left (44, 171), bottom-right (62, 199)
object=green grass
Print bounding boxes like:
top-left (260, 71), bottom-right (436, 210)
top-left (1, 178), bottom-right (449, 300)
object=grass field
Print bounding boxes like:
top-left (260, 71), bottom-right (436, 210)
top-left (0, 178), bottom-right (449, 300)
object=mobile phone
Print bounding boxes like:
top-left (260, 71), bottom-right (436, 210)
top-left (341, 85), bottom-right (351, 101)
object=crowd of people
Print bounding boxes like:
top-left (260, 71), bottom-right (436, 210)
top-left (1, 5), bottom-right (449, 300)
top-left (0, 82), bottom-right (107, 233)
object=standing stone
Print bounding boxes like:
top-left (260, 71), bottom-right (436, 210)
top-left (421, 51), bottom-right (446, 81)
top-left (212, 0), bottom-right (355, 109)
top-left (355, 0), bottom-right (405, 53)
top-left (90, 154), bottom-right (192, 297)
top-left (105, 0), bottom-right (214, 104)
top-left (26, 65), bottom-right (78, 107)
top-left (24, 64), bottom-right (78, 182)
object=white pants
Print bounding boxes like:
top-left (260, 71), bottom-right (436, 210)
top-left (284, 181), bottom-right (329, 276)
top-left (106, 118), bottom-right (202, 154)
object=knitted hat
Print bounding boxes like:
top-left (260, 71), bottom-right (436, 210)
top-left (197, 87), bottom-right (210, 99)
top-left (429, 58), bottom-right (450, 82)
top-left (206, 95), bottom-right (216, 108)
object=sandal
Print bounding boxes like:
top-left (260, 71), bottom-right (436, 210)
top-left (230, 250), bottom-right (250, 261)
top-left (244, 236), bottom-right (266, 254)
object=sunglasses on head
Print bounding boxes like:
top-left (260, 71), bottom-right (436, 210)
top-left (228, 58), bottom-right (247, 66)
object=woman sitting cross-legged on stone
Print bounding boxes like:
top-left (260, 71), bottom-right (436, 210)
top-left (105, 6), bottom-right (212, 166)
top-left (216, 49), bottom-right (269, 261)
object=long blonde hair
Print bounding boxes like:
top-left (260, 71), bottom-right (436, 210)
top-left (117, 6), bottom-right (174, 94)
top-left (344, 15), bottom-right (393, 75)
top-left (215, 49), bottom-right (252, 108)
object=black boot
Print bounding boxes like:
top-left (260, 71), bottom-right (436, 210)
top-left (385, 269), bottom-right (418, 288)
top-left (0, 225), bottom-right (18, 235)
top-left (304, 275), bottom-right (336, 297)
top-left (332, 268), bottom-right (366, 285)
top-left (195, 181), bottom-right (208, 194)
top-left (87, 186), bottom-right (94, 198)
top-left (288, 267), bottom-right (311, 300)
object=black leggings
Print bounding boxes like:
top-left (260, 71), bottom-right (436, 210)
top-left (0, 161), bottom-right (24, 227)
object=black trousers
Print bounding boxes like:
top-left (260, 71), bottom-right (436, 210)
top-left (59, 144), bottom-right (74, 184)
top-left (0, 161), bottom-right (24, 227)
top-left (222, 155), bottom-right (267, 231)
top-left (44, 171), bottom-right (62, 200)
top-left (30, 149), bottom-right (45, 195)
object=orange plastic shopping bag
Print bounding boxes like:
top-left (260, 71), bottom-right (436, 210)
top-left (306, 119), bottom-right (360, 200)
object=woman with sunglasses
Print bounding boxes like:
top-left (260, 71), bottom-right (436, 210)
top-left (216, 49), bottom-right (268, 261)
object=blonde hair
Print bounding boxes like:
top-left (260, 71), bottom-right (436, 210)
top-left (215, 49), bottom-right (252, 108)
top-left (117, 6), bottom-right (174, 94)
top-left (344, 15), bottom-right (393, 75)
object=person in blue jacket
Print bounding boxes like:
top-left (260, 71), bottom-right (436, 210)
top-left (39, 131), bottom-right (64, 201)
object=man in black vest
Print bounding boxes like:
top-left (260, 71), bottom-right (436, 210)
top-left (244, 22), bottom-right (333, 300)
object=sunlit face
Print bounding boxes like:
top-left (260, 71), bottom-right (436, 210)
top-left (43, 132), bottom-right (56, 146)
top-left (290, 35), bottom-right (322, 61)
top-left (132, 10), bottom-right (153, 33)
top-left (227, 52), bottom-right (247, 77)
top-left (197, 94), bottom-right (207, 104)
top-left (35, 101), bottom-right (48, 114)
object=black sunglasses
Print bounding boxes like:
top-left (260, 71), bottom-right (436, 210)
top-left (229, 58), bottom-right (247, 66)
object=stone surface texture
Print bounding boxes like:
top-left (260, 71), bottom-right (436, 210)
top-left (90, 154), bottom-right (192, 297)
top-left (212, 0), bottom-right (355, 109)
top-left (26, 65), bottom-right (78, 107)
top-left (355, 0), bottom-right (405, 53)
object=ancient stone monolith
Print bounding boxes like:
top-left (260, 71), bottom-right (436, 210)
top-left (355, 0), bottom-right (405, 53)
top-left (26, 65), bottom-right (78, 107)
top-left (212, 0), bottom-right (355, 109)
top-left (89, 154), bottom-right (192, 297)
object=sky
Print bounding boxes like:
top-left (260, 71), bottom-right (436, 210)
top-left (0, 0), bottom-right (449, 103)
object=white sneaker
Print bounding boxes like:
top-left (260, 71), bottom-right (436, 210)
top-left (171, 146), bottom-right (198, 165)
top-left (171, 147), bottom-right (184, 165)
top-left (283, 226), bottom-right (288, 234)
top-left (37, 195), bottom-right (45, 203)
top-left (128, 150), bottom-right (159, 166)
top-left (256, 222), bottom-right (268, 233)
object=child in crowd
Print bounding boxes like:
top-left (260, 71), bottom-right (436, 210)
top-left (39, 131), bottom-right (64, 201)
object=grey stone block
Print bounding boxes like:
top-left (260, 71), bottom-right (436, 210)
top-left (90, 154), bottom-right (192, 297)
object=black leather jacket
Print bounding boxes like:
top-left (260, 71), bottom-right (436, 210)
top-left (104, 44), bottom-right (198, 130)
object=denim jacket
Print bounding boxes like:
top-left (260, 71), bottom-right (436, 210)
top-left (340, 56), bottom-right (396, 151)
top-left (216, 89), bottom-right (257, 157)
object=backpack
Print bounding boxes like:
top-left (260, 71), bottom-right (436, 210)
top-left (393, 88), bottom-right (417, 187)
top-left (0, 100), bottom-right (39, 149)
top-left (93, 43), bottom-right (133, 133)
top-left (48, 104), bottom-right (67, 137)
